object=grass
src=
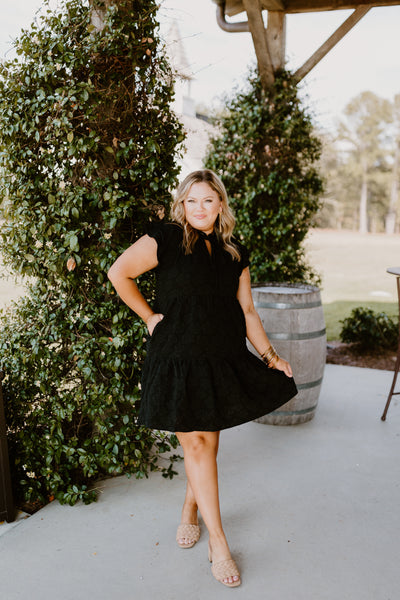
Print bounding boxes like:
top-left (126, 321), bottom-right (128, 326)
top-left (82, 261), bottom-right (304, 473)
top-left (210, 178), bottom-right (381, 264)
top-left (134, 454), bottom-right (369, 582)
top-left (304, 229), bottom-right (400, 340)
top-left (323, 301), bottom-right (398, 341)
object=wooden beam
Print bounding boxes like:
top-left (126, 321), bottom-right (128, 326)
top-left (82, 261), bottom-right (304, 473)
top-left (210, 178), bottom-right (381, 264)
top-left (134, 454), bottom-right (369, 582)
top-left (293, 6), bottom-right (371, 83)
top-left (221, 1), bottom-right (400, 17)
top-left (282, 0), bottom-right (400, 13)
top-left (264, 0), bottom-right (285, 8)
top-left (266, 11), bottom-right (286, 71)
top-left (242, 0), bottom-right (275, 89)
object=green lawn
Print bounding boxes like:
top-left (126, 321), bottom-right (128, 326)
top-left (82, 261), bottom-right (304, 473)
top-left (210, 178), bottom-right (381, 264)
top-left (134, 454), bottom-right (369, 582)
top-left (323, 301), bottom-right (398, 341)
top-left (304, 229), bottom-right (400, 340)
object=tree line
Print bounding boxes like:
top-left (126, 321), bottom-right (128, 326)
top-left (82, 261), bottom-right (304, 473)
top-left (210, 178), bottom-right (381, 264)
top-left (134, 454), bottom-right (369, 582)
top-left (316, 91), bottom-right (400, 233)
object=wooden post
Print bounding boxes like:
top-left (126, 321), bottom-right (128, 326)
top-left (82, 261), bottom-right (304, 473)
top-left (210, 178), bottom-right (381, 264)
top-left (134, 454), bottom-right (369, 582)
top-left (242, 0), bottom-right (275, 90)
top-left (0, 373), bottom-right (15, 523)
top-left (293, 6), bottom-right (371, 83)
top-left (266, 11), bottom-right (286, 71)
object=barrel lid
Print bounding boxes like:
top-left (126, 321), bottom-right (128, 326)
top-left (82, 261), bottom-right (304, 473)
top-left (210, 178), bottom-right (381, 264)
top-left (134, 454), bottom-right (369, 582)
top-left (253, 283), bottom-right (319, 295)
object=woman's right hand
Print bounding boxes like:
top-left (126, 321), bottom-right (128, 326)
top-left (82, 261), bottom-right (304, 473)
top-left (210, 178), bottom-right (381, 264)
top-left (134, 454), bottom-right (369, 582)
top-left (146, 313), bottom-right (164, 336)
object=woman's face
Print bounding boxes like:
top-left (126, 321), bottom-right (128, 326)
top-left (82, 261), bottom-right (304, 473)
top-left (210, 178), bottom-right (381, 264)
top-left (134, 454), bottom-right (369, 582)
top-left (183, 181), bottom-right (222, 234)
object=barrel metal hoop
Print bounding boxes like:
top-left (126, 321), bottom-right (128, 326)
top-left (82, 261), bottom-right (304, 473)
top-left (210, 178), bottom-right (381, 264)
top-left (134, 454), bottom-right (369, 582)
top-left (266, 328), bottom-right (326, 340)
top-left (254, 301), bottom-right (322, 310)
top-left (270, 404), bottom-right (318, 417)
top-left (296, 377), bottom-right (324, 390)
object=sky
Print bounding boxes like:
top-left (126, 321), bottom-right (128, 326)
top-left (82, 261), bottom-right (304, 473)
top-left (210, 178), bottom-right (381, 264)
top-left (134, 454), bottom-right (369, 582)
top-left (1, 0), bottom-right (400, 131)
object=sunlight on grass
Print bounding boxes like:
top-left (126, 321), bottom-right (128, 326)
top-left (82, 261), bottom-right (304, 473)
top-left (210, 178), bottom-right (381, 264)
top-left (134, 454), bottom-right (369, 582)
top-left (323, 301), bottom-right (398, 341)
top-left (305, 230), bottom-right (400, 340)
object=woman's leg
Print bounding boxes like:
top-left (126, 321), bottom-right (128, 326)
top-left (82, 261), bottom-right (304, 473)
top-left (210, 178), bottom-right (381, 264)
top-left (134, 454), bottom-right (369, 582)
top-left (177, 433), bottom-right (221, 546)
top-left (176, 430), bottom-right (239, 585)
top-left (177, 480), bottom-right (199, 546)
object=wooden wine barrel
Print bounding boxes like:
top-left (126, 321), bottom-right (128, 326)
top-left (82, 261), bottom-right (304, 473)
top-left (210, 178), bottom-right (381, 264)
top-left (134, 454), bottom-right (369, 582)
top-left (251, 283), bottom-right (326, 425)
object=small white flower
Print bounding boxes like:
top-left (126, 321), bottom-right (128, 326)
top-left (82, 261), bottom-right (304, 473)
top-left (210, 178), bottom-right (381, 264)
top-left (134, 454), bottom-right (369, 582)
top-left (47, 50), bottom-right (52, 57)
top-left (55, 63), bottom-right (62, 71)
top-left (33, 36), bottom-right (40, 44)
top-left (35, 240), bottom-right (43, 248)
top-left (104, 232), bottom-right (112, 239)
top-left (59, 181), bottom-right (66, 190)
top-left (46, 241), bottom-right (53, 248)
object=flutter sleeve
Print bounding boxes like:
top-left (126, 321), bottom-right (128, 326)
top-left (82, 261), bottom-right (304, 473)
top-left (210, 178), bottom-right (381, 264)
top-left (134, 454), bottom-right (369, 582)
top-left (233, 238), bottom-right (250, 272)
top-left (146, 221), bottom-right (182, 265)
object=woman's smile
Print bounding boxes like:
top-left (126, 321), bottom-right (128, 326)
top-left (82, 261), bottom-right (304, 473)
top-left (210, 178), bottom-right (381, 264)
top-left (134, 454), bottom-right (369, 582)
top-left (183, 181), bottom-right (221, 233)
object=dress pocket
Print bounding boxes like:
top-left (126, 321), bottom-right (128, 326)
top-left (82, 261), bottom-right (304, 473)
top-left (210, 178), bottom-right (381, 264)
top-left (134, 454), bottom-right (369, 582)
top-left (149, 316), bottom-right (166, 339)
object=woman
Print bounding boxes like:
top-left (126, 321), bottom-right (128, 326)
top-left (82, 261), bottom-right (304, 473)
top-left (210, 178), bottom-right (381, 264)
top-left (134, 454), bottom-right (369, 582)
top-left (108, 169), bottom-right (297, 588)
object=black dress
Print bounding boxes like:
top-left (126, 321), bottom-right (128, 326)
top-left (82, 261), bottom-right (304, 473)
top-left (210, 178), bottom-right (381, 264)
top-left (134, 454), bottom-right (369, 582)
top-left (138, 222), bottom-right (297, 432)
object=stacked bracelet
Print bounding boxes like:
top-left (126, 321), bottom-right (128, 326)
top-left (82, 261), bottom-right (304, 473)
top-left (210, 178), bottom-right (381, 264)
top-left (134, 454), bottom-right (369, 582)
top-left (261, 345), bottom-right (279, 366)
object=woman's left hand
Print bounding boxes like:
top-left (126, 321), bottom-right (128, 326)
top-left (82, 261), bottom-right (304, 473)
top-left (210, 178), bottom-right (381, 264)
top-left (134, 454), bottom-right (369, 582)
top-left (270, 356), bottom-right (293, 378)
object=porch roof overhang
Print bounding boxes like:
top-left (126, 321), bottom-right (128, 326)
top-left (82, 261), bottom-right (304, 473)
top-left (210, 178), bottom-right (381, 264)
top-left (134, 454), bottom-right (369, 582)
top-left (215, 0), bottom-right (400, 16)
top-left (212, 0), bottom-right (400, 88)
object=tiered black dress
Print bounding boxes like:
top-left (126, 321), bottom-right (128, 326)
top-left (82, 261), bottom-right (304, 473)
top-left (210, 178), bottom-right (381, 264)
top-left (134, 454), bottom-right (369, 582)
top-left (138, 222), bottom-right (297, 432)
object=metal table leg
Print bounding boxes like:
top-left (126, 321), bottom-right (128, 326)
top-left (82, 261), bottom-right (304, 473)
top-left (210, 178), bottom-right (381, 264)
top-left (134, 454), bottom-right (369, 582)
top-left (381, 272), bottom-right (400, 421)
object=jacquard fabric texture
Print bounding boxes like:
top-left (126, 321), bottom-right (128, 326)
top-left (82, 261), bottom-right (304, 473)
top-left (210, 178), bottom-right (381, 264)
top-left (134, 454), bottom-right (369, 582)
top-left (138, 222), bottom-right (298, 432)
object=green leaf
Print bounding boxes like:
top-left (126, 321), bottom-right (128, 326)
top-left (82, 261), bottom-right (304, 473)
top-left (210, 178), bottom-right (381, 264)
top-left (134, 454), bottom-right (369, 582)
top-left (69, 234), bottom-right (79, 251)
top-left (0, 0), bottom-right (183, 510)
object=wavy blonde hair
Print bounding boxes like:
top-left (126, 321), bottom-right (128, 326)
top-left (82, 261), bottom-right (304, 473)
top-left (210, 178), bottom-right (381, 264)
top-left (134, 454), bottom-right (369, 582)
top-left (170, 169), bottom-right (241, 261)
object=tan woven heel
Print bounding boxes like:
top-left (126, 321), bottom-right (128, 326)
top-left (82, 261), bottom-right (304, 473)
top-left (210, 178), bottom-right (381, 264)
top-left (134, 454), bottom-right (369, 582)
top-left (176, 523), bottom-right (200, 549)
top-left (208, 543), bottom-right (241, 588)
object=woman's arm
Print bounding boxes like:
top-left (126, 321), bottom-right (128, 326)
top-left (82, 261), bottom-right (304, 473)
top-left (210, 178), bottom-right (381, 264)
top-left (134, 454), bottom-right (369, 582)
top-left (107, 235), bottom-right (163, 335)
top-left (236, 267), bottom-right (293, 377)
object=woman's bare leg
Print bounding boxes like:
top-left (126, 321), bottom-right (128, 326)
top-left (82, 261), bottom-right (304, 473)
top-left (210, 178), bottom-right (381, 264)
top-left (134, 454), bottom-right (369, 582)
top-left (177, 480), bottom-right (199, 546)
top-left (177, 433), bottom-right (220, 546)
top-left (176, 430), bottom-right (239, 585)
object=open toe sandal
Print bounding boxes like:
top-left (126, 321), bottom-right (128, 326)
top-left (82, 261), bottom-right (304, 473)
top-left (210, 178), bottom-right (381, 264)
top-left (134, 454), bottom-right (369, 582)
top-left (176, 523), bottom-right (200, 549)
top-left (208, 545), bottom-right (241, 588)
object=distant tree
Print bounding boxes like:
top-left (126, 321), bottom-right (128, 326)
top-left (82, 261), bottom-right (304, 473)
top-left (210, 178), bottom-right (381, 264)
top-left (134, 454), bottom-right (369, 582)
top-left (385, 94), bottom-right (400, 234)
top-left (314, 132), bottom-right (345, 229)
top-left (338, 91), bottom-right (392, 233)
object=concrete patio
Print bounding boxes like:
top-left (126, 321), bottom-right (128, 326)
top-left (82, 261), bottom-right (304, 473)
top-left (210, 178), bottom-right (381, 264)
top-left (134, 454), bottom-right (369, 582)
top-left (0, 363), bottom-right (399, 600)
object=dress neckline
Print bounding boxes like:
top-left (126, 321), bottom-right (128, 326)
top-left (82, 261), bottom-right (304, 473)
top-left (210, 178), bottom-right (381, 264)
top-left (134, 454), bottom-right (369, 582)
top-left (197, 229), bottom-right (217, 241)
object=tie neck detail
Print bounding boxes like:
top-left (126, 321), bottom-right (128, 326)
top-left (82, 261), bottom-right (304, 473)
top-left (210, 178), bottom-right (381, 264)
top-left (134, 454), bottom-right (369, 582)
top-left (197, 229), bottom-right (217, 242)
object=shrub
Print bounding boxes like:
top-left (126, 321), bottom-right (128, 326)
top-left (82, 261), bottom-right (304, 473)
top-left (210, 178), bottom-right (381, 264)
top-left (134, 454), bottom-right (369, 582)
top-left (0, 0), bottom-right (184, 506)
top-left (205, 69), bottom-right (323, 284)
top-left (340, 307), bottom-right (399, 351)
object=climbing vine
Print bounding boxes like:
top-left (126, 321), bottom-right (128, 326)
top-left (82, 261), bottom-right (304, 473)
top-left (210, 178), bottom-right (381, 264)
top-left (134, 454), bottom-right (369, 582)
top-left (0, 0), bottom-right (184, 506)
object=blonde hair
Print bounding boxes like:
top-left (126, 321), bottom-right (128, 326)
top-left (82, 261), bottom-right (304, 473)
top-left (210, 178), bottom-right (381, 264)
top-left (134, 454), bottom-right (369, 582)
top-left (170, 169), bottom-right (241, 261)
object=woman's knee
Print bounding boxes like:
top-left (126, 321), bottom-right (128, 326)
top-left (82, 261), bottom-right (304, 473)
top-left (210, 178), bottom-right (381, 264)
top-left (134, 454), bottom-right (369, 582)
top-left (177, 431), bottom-right (219, 456)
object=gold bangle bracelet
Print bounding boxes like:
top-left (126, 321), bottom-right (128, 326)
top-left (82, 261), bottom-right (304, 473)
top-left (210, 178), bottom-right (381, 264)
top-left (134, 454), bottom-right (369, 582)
top-left (261, 346), bottom-right (275, 359)
top-left (261, 346), bottom-right (278, 365)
